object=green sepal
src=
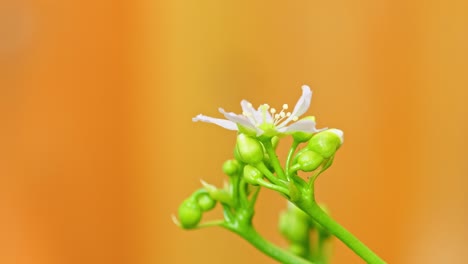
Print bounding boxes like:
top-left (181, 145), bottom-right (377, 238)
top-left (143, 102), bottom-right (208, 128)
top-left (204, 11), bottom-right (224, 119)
top-left (291, 116), bottom-right (316, 143)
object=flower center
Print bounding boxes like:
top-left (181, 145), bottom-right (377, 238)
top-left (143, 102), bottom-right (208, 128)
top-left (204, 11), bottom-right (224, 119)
top-left (270, 104), bottom-right (298, 125)
top-left (242, 103), bottom-right (298, 128)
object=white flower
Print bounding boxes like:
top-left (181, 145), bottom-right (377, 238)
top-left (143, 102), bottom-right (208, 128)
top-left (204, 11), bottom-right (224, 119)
top-left (192, 85), bottom-right (324, 137)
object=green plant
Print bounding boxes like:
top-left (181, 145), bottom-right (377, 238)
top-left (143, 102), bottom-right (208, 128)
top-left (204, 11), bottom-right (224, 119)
top-left (173, 85), bottom-right (385, 264)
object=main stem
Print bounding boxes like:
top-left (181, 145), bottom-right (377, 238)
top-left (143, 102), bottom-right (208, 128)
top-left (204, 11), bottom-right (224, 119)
top-left (226, 225), bottom-right (314, 264)
top-left (300, 201), bottom-right (386, 264)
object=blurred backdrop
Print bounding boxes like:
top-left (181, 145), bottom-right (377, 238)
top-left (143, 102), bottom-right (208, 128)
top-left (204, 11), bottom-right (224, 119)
top-left (1, 0), bottom-right (467, 263)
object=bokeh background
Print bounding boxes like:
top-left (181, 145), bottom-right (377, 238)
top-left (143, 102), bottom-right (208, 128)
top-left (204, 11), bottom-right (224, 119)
top-left (1, 0), bottom-right (467, 263)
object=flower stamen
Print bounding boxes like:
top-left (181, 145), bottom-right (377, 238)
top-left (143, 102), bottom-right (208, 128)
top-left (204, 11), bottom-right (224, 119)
top-left (273, 104), bottom-right (292, 125)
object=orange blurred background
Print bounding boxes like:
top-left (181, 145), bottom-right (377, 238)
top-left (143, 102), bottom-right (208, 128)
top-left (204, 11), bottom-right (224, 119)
top-left (1, 0), bottom-right (467, 263)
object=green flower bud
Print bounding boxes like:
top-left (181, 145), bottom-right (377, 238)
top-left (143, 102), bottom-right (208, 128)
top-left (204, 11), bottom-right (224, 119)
top-left (279, 210), bottom-right (310, 243)
top-left (178, 199), bottom-right (202, 229)
top-left (307, 129), bottom-right (343, 158)
top-left (243, 165), bottom-right (263, 185)
top-left (292, 116), bottom-right (316, 143)
top-left (222, 159), bottom-right (240, 176)
top-left (236, 133), bottom-right (264, 164)
top-left (200, 180), bottom-right (234, 206)
top-left (296, 150), bottom-right (324, 172)
top-left (289, 243), bottom-right (307, 258)
top-left (197, 193), bottom-right (216, 212)
top-left (289, 202), bottom-right (310, 222)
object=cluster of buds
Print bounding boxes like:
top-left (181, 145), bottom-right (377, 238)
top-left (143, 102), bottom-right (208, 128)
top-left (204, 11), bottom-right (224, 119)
top-left (174, 85), bottom-right (356, 264)
top-left (177, 189), bottom-right (217, 229)
top-left (291, 129), bottom-right (343, 173)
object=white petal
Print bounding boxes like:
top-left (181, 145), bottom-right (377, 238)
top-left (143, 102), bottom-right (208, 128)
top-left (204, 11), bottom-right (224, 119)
top-left (192, 114), bottom-right (238, 130)
top-left (277, 85), bottom-right (313, 127)
top-left (328, 128), bottom-right (344, 144)
top-left (241, 100), bottom-right (262, 123)
top-left (218, 108), bottom-right (259, 132)
top-left (277, 119), bottom-right (320, 133)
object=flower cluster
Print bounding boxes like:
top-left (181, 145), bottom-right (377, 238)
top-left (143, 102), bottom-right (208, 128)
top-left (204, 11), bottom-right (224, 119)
top-left (171, 86), bottom-right (386, 264)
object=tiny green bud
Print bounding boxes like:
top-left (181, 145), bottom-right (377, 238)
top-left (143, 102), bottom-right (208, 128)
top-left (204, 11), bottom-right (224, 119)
top-left (289, 243), bottom-right (307, 258)
top-left (292, 116), bottom-right (316, 143)
top-left (178, 199), bottom-right (202, 229)
top-left (307, 129), bottom-right (344, 158)
top-left (243, 165), bottom-right (263, 185)
top-left (222, 159), bottom-right (240, 176)
top-left (296, 150), bottom-right (324, 172)
top-left (236, 133), bottom-right (264, 164)
top-left (197, 193), bottom-right (216, 211)
top-left (279, 210), bottom-right (310, 243)
top-left (200, 180), bottom-right (233, 206)
top-left (288, 202), bottom-right (310, 223)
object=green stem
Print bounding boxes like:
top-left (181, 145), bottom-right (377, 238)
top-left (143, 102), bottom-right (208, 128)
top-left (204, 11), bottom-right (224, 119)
top-left (286, 140), bottom-right (299, 179)
top-left (263, 139), bottom-right (286, 180)
top-left (238, 178), bottom-right (249, 208)
top-left (300, 202), bottom-right (386, 264)
top-left (257, 179), bottom-right (290, 195)
top-left (231, 175), bottom-right (240, 207)
top-left (256, 162), bottom-right (282, 186)
top-left (225, 225), bottom-right (315, 264)
top-left (248, 186), bottom-right (261, 208)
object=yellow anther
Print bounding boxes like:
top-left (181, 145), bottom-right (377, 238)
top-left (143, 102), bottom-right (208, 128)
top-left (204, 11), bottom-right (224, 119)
top-left (292, 116), bottom-right (299, 121)
top-left (270, 108), bottom-right (276, 114)
top-left (286, 112), bottom-right (291, 117)
top-left (282, 104), bottom-right (288, 110)
top-left (280, 112), bottom-right (286, 118)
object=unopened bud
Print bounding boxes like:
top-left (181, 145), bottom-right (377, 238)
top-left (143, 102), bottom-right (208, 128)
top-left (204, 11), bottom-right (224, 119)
top-left (279, 209), bottom-right (310, 243)
top-left (197, 193), bottom-right (216, 212)
top-left (296, 150), bottom-right (324, 172)
top-left (200, 180), bottom-right (233, 206)
top-left (243, 165), bottom-right (263, 185)
top-left (236, 133), bottom-right (264, 164)
top-left (289, 243), bottom-right (307, 258)
top-left (178, 199), bottom-right (202, 229)
top-left (307, 129), bottom-right (344, 158)
top-left (222, 159), bottom-right (240, 176)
